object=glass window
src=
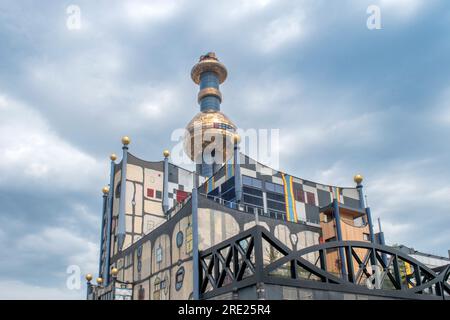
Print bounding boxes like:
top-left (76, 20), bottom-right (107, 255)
top-left (243, 176), bottom-right (262, 188)
top-left (115, 182), bottom-right (121, 198)
top-left (138, 286), bottom-right (145, 300)
top-left (153, 277), bottom-right (161, 300)
top-left (275, 184), bottom-right (284, 194)
top-left (306, 192), bottom-right (315, 205)
top-left (185, 225), bottom-right (193, 254)
top-left (243, 176), bottom-right (253, 186)
top-left (176, 231), bottom-right (184, 248)
top-left (175, 267), bottom-right (185, 291)
top-left (265, 181), bottom-right (284, 194)
top-left (156, 246), bottom-right (163, 263)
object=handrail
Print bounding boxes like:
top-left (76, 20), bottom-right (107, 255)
top-left (199, 193), bottom-right (320, 226)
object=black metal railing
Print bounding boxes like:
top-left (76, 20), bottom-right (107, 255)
top-left (199, 226), bottom-right (450, 300)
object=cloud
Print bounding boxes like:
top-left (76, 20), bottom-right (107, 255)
top-left (0, 0), bottom-right (449, 299)
top-left (379, 0), bottom-right (426, 19)
top-left (123, 0), bottom-right (182, 25)
top-left (0, 280), bottom-right (83, 300)
top-left (0, 94), bottom-right (103, 191)
top-left (256, 13), bottom-right (305, 53)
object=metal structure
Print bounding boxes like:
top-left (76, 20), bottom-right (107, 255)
top-left (199, 226), bottom-right (450, 300)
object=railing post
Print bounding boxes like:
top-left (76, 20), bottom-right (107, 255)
top-left (192, 173), bottom-right (200, 300)
top-left (253, 226), bottom-right (265, 299)
top-left (345, 246), bottom-right (354, 283)
top-left (332, 199), bottom-right (347, 280)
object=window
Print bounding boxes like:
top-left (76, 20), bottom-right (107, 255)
top-left (243, 194), bottom-right (264, 207)
top-left (176, 190), bottom-right (189, 203)
top-left (153, 277), bottom-right (161, 300)
top-left (156, 246), bottom-right (163, 263)
top-left (243, 176), bottom-right (262, 188)
top-left (185, 225), bottom-right (193, 254)
top-left (266, 191), bottom-right (284, 202)
top-left (243, 186), bottom-right (263, 197)
top-left (265, 181), bottom-right (284, 194)
top-left (306, 192), bottom-right (316, 205)
top-left (115, 182), bottom-right (121, 198)
top-left (175, 267), bottom-right (185, 291)
top-left (295, 188), bottom-right (305, 202)
top-left (363, 233), bottom-right (370, 241)
top-left (147, 188), bottom-right (154, 198)
top-left (138, 286), bottom-right (145, 300)
top-left (176, 231), bottom-right (184, 248)
top-left (267, 200), bottom-right (285, 212)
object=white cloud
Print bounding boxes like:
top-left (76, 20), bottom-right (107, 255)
top-left (18, 226), bottom-right (98, 270)
top-left (123, 0), bottom-right (182, 25)
top-left (256, 14), bottom-right (305, 53)
top-left (0, 94), bottom-right (103, 191)
top-left (137, 86), bottom-right (180, 121)
top-left (380, 0), bottom-right (425, 19)
top-left (0, 280), bottom-right (83, 300)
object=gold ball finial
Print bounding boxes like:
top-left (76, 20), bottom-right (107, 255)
top-left (111, 267), bottom-right (119, 277)
top-left (233, 133), bottom-right (241, 144)
top-left (354, 174), bottom-right (363, 185)
top-left (96, 277), bottom-right (103, 285)
top-left (110, 153), bottom-right (117, 161)
top-left (102, 186), bottom-right (110, 194)
top-left (85, 274), bottom-right (93, 282)
top-left (163, 150), bottom-right (170, 158)
top-left (121, 136), bottom-right (130, 146)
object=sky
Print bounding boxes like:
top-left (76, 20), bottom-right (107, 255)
top-left (0, 0), bottom-right (449, 299)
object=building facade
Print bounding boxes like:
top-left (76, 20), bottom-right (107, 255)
top-left (87, 53), bottom-right (450, 300)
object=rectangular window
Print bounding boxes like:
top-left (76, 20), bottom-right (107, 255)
top-left (243, 176), bottom-right (262, 188)
top-left (265, 181), bottom-right (284, 194)
top-left (243, 194), bottom-right (264, 207)
top-left (266, 191), bottom-right (284, 202)
top-left (185, 226), bottom-right (193, 254)
top-left (156, 247), bottom-right (162, 263)
top-left (306, 192), bottom-right (315, 205)
top-left (295, 188), bottom-right (305, 202)
top-left (243, 186), bottom-right (263, 197)
top-left (363, 233), bottom-right (370, 241)
top-left (147, 188), bottom-right (154, 198)
top-left (267, 200), bottom-right (286, 212)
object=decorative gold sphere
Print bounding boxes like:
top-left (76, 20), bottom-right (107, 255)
top-left (96, 277), bottom-right (103, 285)
top-left (354, 174), bottom-right (363, 185)
top-left (163, 150), bottom-right (170, 158)
top-left (111, 267), bottom-right (119, 276)
top-left (102, 186), bottom-right (110, 194)
top-left (121, 136), bottom-right (131, 146)
top-left (184, 110), bottom-right (237, 163)
top-left (110, 153), bottom-right (117, 161)
top-left (233, 133), bottom-right (241, 144)
top-left (85, 274), bottom-right (93, 282)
